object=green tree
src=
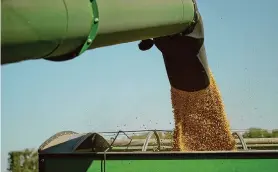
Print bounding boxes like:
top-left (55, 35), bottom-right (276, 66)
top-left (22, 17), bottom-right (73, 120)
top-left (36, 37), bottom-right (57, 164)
top-left (243, 128), bottom-right (272, 138)
top-left (8, 149), bottom-right (38, 172)
top-left (272, 129), bottom-right (278, 138)
top-left (163, 132), bottom-right (173, 139)
top-left (8, 151), bottom-right (21, 172)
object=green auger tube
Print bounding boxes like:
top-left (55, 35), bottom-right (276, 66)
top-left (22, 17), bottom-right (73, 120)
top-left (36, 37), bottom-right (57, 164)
top-left (1, 0), bottom-right (196, 65)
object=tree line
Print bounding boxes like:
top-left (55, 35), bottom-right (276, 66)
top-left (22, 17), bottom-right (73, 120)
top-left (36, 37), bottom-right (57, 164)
top-left (242, 128), bottom-right (278, 138)
top-left (7, 149), bottom-right (38, 172)
top-left (130, 128), bottom-right (278, 139)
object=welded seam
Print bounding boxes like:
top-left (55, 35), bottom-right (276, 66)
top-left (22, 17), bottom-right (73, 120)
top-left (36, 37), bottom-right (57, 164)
top-left (179, 0), bottom-right (198, 35)
top-left (42, 0), bottom-right (69, 58)
top-left (61, 0), bottom-right (70, 47)
top-left (180, 0), bottom-right (185, 25)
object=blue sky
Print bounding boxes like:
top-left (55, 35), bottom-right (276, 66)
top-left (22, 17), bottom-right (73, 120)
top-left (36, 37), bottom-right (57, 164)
top-left (1, 0), bottom-right (278, 171)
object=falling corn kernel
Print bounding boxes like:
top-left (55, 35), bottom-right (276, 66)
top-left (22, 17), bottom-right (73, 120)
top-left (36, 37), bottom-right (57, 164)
top-left (171, 70), bottom-right (236, 151)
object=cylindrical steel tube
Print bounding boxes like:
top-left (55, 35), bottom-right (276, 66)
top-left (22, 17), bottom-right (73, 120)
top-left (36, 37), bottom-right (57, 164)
top-left (91, 0), bottom-right (195, 48)
top-left (1, 0), bottom-right (195, 65)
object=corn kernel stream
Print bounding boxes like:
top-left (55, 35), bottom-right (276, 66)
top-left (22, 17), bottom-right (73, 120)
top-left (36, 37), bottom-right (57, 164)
top-left (171, 70), bottom-right (236, 151)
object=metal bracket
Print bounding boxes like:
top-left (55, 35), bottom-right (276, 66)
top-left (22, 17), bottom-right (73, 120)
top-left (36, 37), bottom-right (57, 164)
top-left (109, 130), bottom-right (133, 151)
top-left (232, 132), bottom-right (248, 150)
top-left (142, 130), bottom-right (161, 152)
top-left (78, 0), bottom-right (99, 55)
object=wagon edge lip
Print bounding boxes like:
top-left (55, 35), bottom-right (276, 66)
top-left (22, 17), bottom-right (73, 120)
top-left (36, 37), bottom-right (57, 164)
top-left (39, 150), bottom-right (278, 160)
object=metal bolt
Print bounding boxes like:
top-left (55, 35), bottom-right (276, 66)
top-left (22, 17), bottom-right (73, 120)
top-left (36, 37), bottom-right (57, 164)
top-left (94, 18), bottom-right (99, 23)
top-left (87, 39), bottom-right (92, 44)
top-left (41, 159), bottom-right (44, 162)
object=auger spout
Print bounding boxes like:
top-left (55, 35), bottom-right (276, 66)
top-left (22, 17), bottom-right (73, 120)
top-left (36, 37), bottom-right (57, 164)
top-left (1, 0), bottom-right (196, 65)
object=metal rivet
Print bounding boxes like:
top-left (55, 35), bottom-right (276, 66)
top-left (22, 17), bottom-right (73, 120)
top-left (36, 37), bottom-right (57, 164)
top-left (94, 18), bottom-right (99, 23)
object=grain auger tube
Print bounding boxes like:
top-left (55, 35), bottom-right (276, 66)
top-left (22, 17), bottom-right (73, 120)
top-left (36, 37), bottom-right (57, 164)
top-left (1, 0), bottom-right (208, 90)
